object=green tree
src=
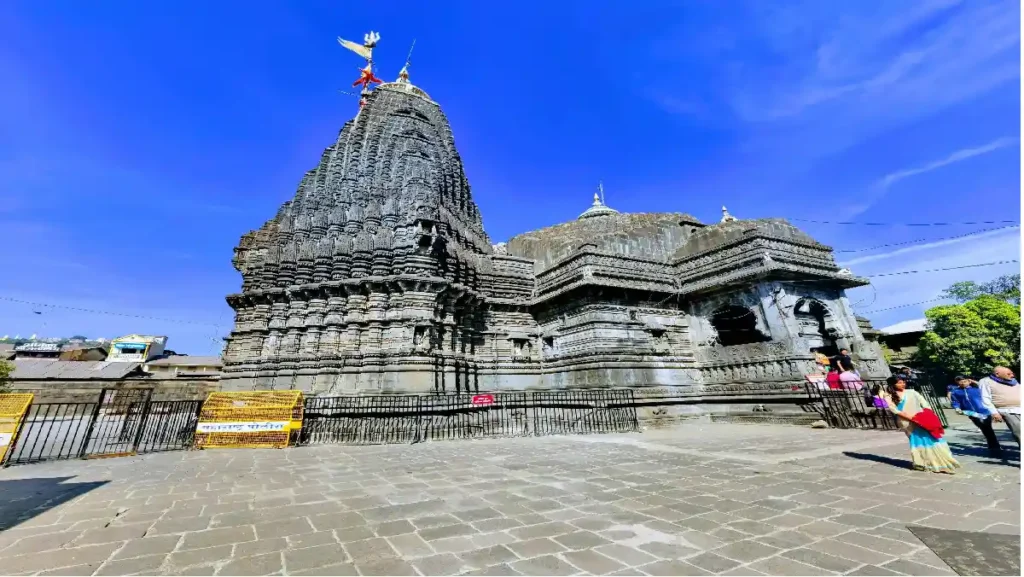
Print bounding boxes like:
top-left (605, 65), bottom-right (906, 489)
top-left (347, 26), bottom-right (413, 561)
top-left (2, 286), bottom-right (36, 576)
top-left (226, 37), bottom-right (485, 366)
top-left (942, 274), bottom-right (1021, 304)
top-left (0, 360), bottom-right (12, 393)
top-left (916, 294), bottom-right (1021, 380)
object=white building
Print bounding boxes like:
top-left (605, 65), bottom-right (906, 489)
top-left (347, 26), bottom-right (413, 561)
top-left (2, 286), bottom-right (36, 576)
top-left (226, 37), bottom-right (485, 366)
top-left (107, 334), bottom-right (167, 363)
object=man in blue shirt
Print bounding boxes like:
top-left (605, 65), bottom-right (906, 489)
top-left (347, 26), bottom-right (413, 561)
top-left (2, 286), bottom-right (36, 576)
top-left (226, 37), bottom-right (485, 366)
top-left (949, 375), bottom-right (1004, 458)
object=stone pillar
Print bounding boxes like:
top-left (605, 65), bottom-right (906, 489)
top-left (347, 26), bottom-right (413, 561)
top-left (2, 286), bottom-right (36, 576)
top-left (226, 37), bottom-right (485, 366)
top-left (343, 291), bottom-right (367, 354)
top-left (363, 289), bottom-right (387, 355)
top-left (320, 290), bottom-right (346, 358)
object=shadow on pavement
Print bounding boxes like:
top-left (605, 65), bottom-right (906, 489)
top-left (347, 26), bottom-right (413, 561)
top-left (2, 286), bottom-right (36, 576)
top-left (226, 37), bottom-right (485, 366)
top-left (947, 437), bottom-right (1020, 468)
top-left (0, 477), bottom-right (109, 532)
top-left (842, 451), bottom-right (913, 469)
top-left (909, 525), bottom-right (1021, 576)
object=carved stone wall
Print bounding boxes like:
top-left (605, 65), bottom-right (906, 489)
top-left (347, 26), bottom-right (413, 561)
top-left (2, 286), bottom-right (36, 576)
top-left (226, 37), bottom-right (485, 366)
top-left (222, 73), bottom-right (887, 403)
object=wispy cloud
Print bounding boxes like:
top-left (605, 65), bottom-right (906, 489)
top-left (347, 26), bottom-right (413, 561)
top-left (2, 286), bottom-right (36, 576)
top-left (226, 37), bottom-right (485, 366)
top-left (713, 0), bottom-right (1020, 158)
top-left (840, 226), bottom-right (1020, 267)
top-left (877, 137), bottom-right (1019, 190)
top-left (841, 137), bottom-right (1021, 216)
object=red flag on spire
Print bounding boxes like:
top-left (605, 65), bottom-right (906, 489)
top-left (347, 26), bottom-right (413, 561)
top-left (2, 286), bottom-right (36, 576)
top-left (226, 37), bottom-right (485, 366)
top-left (352, 64), bottom-right (383, 89)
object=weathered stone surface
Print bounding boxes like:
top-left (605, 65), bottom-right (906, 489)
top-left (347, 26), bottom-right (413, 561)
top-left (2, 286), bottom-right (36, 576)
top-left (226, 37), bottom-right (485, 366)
top-left (0, 423), bottom-right (1017, 576)
top-left (221, 54), bottom-right (885, 408)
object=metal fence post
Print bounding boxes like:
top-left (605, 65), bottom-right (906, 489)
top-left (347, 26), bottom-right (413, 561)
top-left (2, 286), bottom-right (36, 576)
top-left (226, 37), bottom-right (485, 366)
top-left (130, 396), bottom-right (154, 454)
top-left (77, 390), bottom-right (107, 459)
top-left (627, 389), bottom-right (640, 431)
top-left (528, 391), bottom-right (538, 437)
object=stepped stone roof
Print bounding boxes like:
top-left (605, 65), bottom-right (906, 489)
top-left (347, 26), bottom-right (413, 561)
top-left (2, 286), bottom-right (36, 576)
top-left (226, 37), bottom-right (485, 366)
top-left (507, 211), bottom-right (704, 272)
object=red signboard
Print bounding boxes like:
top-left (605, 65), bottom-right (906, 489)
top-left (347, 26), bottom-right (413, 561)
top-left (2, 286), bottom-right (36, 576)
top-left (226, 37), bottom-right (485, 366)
top-left (472, 394), bottom-right (495, 406)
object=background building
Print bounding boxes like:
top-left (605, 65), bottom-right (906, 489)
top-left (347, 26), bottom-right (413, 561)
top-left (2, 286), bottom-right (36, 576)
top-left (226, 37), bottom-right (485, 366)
top-left (143, 355), bottom-right (223, 377)
top-left (107, 335), bottom-right (167, 363)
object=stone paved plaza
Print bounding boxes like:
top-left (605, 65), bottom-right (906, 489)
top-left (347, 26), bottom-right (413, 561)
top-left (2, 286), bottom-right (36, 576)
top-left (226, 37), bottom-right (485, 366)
top-left (0, 421), bottom-right (1019, 576)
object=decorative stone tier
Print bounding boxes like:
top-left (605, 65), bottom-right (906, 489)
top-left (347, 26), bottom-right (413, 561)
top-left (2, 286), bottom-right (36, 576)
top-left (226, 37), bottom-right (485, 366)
top-left (223, 60), bottom-right (889, 400)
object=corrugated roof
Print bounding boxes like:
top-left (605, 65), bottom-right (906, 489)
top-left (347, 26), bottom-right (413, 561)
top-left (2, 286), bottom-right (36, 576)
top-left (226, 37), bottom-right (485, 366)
top-left (880, 318), bottom-right (928, 335)
top-left (11, 359), bottom-right (143, 380)
top-left (145, 355), bottom-right (223, 367)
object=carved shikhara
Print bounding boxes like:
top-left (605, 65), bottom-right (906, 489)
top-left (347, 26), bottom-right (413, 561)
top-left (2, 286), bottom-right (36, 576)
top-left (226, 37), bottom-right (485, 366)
top-left (221, 77), bottom-right (887, 399)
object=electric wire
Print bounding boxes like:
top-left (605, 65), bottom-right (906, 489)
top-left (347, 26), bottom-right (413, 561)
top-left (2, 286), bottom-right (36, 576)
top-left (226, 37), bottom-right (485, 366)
top-left (856, 297), bottom-right (953, 314)
top-left (790, 218), bottom-right (1020, 227)
top-left (0, 296), bottom-right (229, 328)
top-left (834, 225), bottom-right (1019, 253)
top-left (864, 260), bottom-right (1018, 278)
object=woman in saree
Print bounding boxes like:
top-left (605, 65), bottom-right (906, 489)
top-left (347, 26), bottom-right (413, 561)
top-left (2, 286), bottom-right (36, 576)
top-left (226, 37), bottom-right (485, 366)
top-left (883, 374), bottom-right (961, 474)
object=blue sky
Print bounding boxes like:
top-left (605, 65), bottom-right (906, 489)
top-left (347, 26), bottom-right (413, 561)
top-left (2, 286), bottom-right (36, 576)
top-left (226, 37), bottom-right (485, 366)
top-left (1, 0), bottom-right (1020, 353)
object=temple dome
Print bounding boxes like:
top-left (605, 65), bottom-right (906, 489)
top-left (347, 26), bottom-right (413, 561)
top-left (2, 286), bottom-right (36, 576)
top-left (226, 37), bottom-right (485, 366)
top-left (578, 192), bottom-right (619, 219)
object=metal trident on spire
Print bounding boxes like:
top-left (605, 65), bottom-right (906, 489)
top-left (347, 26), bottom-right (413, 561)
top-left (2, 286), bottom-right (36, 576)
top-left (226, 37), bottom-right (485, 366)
top-left (338, 31), bottom-right (383, 108)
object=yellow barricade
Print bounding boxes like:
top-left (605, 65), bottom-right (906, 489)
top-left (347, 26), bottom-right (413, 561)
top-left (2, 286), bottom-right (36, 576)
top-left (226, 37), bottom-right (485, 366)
top-left (194, 391), bottom-right (303, 449)
top-left (0, 393), bottom-right (34, 464)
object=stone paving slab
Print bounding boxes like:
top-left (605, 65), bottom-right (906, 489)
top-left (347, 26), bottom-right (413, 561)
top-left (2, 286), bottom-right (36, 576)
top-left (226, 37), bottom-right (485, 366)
top-left (0, 421), bottom-right (1018, 576)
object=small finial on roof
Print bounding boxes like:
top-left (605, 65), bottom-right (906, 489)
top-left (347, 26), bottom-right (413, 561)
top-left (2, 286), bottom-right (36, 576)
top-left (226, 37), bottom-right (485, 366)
top-left (579, 181), bottom-right (619, 219)
top-left (397, 39), bottom-right (416, 83)
top-left (721, 205), bottom-right (737, 223)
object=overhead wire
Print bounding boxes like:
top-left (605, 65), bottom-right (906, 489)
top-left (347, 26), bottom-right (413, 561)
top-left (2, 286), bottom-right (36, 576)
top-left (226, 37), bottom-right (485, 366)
top-left (834, 225), bottom-right (1019, 253)
top-left (789, 218), bottom-right (1020, 227)
top-left (864, 260), bottom-right (1018, 278)
top-left (856, 297), bottom-right (953, 315)
top-left (0, 296), bottom-right (229, 328)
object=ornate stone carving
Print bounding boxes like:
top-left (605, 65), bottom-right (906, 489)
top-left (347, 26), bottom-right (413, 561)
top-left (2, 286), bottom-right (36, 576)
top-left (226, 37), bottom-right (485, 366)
top-left (222, 52), bottom-right (885, 395)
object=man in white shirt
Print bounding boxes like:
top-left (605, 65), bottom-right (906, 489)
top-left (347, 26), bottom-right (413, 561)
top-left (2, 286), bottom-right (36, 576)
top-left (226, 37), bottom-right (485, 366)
top-left (978, 366), bottom-right (1020, 446)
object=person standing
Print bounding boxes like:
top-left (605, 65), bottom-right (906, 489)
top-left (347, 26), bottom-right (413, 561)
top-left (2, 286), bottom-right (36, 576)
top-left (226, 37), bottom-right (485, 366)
top-left (978, 366), bottom-right (1021, 446)
top-left (949, 375), bottom-right (1003, 458)
top-left (834, 348), bottom-right (855, 374)
top-left (883, 375), bottom-right (961, 474)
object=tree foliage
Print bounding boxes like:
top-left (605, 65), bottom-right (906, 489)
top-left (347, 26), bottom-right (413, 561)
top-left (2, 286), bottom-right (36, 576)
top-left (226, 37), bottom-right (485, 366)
top-left (917, 294), bottom-right (1021, 380)
top-left (942, 274), bottom-right (1021, 304)
top-left (0, 360), bottom-right (12, 393)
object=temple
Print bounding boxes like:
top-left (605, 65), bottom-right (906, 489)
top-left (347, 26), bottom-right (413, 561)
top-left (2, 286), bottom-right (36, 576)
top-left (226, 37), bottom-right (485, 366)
top-left (222, 34), bottom-right (888, 419)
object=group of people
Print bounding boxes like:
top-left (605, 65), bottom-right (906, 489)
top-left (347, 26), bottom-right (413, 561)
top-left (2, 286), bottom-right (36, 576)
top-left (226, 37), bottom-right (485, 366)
top-left (947, 366), bottom-right (1020, 458)
top-left (866, 366), bottom-right (1020, 475)
top-left (818, 348), bottom-right (864, 390)
top-left (811, 349), bottom-right (1019, 474)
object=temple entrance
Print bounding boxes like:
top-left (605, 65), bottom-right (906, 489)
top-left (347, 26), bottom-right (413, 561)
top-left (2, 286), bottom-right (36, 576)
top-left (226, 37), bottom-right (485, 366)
top-left (709, 306), bottom-right (770, 346)
top-left (794, 298), bottom-right (838, 357)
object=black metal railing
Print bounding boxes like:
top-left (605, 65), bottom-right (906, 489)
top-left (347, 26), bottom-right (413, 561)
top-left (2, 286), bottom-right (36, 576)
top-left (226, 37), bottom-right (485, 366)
top-left (298, 389), bottom-right (639, 446)
top-left (418, 393), bottom-right (531, 442)
top-left (135, 400), bottom-right (203, 453)
top-left (804, 379), bottom-right (948, 430)
top-left (531, 389), bottom-right (640, 437)
top-left (6, 402), bottom-right (98, 464)
top-left (300, 395), bottom-right (423, 445)
top-left (4, 390), bottom-right (203, 466)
